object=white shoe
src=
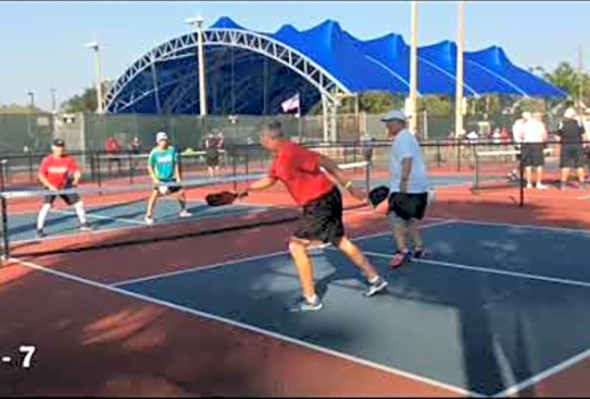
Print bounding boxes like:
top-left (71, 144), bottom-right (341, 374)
top-left (526, 183), bottom-right (533, 189)
top-left (536, 183), bottom-right (548, 190)
top-left (145, 216), bottom-right (154, 226)
top-left (179, 210), bottom-right (192, 218)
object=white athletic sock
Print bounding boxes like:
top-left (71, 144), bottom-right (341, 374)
top-left (74, 201), bottom-right (87, 225)
top-left (306, 294), bottom-right (318, 303)
top-left (368, 275), bottom-right (380, 284)
top-left (37, 203), bottom-right (51, 230)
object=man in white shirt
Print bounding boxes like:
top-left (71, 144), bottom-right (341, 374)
top-left (508, 112), bottom-right (529, 181)
top-left (519, 112), bottom-right (548, 189)
top-left (381, 110), bottom-right (430, 268)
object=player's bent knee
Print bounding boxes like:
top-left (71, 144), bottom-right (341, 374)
top-left (289, 238), bottom-right (309, 253)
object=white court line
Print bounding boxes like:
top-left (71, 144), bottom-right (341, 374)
top-left (54, 209), bottom-right (146, 226)
top-left (446, 218), bottom-right (590, 235)
top-left (362, 251), bottom-right (590, 290)
top-left (109, 218), bottom-right (456, 287)
top-left (7, 256), bottom-right (481, 398)
top-left (492, 346), bottom-right (590, 397)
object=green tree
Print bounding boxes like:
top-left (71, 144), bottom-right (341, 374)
top-left (0, 103), bottom-right (46, 114)
top-left (417, 96), bottom-right (452, 115)
top-left (542, 62), bottom-right (577, 96)
top-left (61, 81), bottom-right (111, 113)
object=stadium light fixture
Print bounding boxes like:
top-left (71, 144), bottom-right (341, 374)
top-left (185, 15), bottom-right (207, 116)
top-left (85, 42), bottom-right (104, 114)
top-left (184, 16), bottom-right (204, 28)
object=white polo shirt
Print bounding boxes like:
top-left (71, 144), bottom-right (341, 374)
top-left (521, 119), bottom-right (546, 143)
top-left (389, 129), bottom-right (429, 194)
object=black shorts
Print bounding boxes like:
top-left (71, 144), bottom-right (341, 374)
top-left (293, 187), bottom-right (345, 246)
top-left (206, 150), bottom-right (220, 167)
top-left (514, 145), bottom-right (521, 161)
top-left (153, 183), bottom-right (182, 195)
top-left (388, 192), bottom-right (428, 221)
top-left (43, 193), bottom-right (80, 206)
top-left (521, 143), bottom-right (545, 167)
top-left (560, 144), bottom-right (586, 169)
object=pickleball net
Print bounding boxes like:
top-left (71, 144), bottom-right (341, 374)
top-left (0, 161), bottom-right (370, 260)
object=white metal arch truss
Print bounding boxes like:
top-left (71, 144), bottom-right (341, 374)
top-left (103, 28), bottom-right (350, 115)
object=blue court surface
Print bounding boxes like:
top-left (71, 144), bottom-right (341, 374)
top-left (113, 220), bottom-right (590, 396)
top-left (7, 200), bottom-right (270, 243)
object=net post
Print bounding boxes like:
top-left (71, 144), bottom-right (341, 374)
top-left (128, 150), bottom-right (133, 184)
top-left (0, 194), bottom-right (9, 266)
top-left (232, 148), bottom-right (238, 192)
top-left (28, 151), bottom-right (34, 183)
top-left (456, 141), bottom-right (461, 172)
top-left (178, 149), bottom-right (184, 179)
top-left (364, 160), bottom-right (370, 199)
top-left (473, 147), bottom-right (480, 194)
top-left (245, 146), bottom-right (249, 177)
top-left (0, 159), bottom-right (6, 192)
top-left (89, 153), bottom-right (96, 183)
top-left (96, 152), bottom-right (103, 195)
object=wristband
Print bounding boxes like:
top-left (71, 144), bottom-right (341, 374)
top-left (344, 181), bottom-right (353, 189)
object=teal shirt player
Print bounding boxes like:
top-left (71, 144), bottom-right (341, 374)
top-left (149, 146), bottom-right (178, 182)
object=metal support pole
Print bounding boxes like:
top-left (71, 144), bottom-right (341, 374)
top-left (454, 1), bottom-right (465, 139)
top-left (519, 149), bottom-right (524, 207)
top-left (409, 1), bottom-right (419, 132)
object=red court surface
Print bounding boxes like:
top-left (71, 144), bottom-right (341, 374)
top-left (2, 182), bottom-right (590, 397)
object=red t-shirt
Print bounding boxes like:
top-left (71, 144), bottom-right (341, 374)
top-left (106, 138), bottom-right (121, 153)
top-left (39, 155), bottom-right (80, 189)
top-left (269, 141), bottom-right (335, 206)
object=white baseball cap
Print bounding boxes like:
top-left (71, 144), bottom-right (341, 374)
top-left (156, 131), bottom-right (169, 142)
top-left (564, 107), bottom-right (577, 119)
top-left (381, 109), bottom-right (409, 123)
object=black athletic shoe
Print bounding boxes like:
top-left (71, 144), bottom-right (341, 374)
top-left (412, 247), bottom-right (427, 259)
top-left (36, 229), bottom-right (46, 238)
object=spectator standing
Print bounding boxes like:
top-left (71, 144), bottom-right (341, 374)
top-left (557, 108), bottom-right (587, 190)
top-left (520, 111), bottom-right (548, 189)
top-left (105, 135), bottom-right (122, 175)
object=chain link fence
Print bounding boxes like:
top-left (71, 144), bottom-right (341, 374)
top-left (1, 110), bottom-right (567, 156)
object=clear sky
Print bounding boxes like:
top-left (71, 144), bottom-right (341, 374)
top-left (1, 1), bottom-right (588, 110)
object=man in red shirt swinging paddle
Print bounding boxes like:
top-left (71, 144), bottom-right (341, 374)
top-left (36, 138), bottom-right (93, 237)
top-left (238, 121), bottom-right (388, 312)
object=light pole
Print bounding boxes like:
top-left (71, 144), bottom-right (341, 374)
top-left (85, 41), bottom-right (104, 114)
top-left (408, 1), bottom-right (419, 133)
top-left (50, 88), bottom-right (57, 114)
top-left (27, 91), bottom-right (35, 110)
top-left (26, 92), bottom-right (34, 155)
top-left (454, 0), bottom-right (466, 139)
top-left (185, 16), bottom-right (207, 116)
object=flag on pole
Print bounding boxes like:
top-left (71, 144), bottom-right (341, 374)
top-left (281, 93), bottom-right (300, 114)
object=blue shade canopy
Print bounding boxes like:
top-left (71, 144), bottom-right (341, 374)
top-left (104, 17), bottom-right (567, 115)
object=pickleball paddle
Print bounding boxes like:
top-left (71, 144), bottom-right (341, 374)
top-left (368, 185), bottom-right (390, 208)
top-left (205, 191), bottom-right (248, 206)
